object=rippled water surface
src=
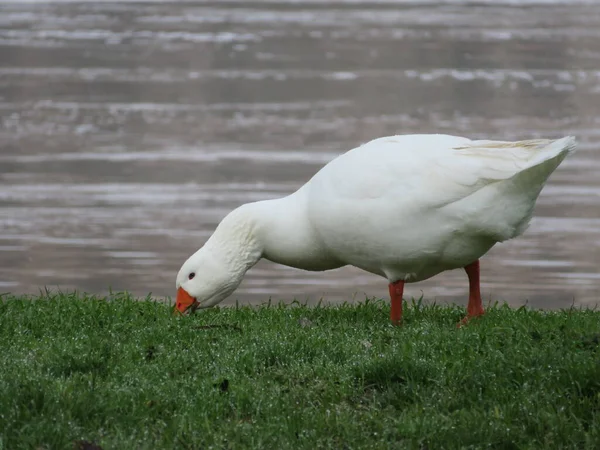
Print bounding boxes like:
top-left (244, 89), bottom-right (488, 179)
top-left (1, 0), bottom-right (599, 308)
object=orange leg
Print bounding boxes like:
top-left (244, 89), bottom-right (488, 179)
top-left (459, 259), bottom-right (485, 326)
top-left (388, 280), bottom-right (405, 326)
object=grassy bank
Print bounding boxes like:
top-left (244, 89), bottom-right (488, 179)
top-left (0, 293), bottom-right (599, 449)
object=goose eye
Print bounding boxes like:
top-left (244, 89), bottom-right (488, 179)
top-left (188, 272), bottom-right (195, 280)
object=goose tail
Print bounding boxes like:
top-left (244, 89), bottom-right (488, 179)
top-left (500, 135), bottom-right (577, 238)
top-left (452, 136), bottom-right (578, 242)
top-left (530, 135), bottom-right (577, 166)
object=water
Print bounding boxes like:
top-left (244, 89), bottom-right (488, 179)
top-left (1, 0), bottom-right (599, 309)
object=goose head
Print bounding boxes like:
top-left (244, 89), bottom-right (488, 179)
top-left (174, 249), bottom-right (242, 314)
top-left (174, 205), bottom-right (264, 315)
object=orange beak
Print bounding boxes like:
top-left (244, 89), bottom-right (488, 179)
top-left (174, 287), bottom-right (199, 315)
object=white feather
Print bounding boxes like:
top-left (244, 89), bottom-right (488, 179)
top-left (176, 134), bottom-right (576, 305)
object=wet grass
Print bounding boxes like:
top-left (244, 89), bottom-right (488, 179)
top-left (1, 292), bottom-right (599, 449)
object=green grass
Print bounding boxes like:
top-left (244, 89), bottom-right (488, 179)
top-left (0, 293), bottom-right (599, 449)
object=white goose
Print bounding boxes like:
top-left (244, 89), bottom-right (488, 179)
top-left (175, 134), bottom-right (576, 325)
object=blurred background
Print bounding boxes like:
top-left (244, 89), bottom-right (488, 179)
top-left (0, 0), bottom-right (598, 308)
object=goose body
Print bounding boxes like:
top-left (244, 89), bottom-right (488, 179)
top-left (175, 134), bottom-right (576, 324)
